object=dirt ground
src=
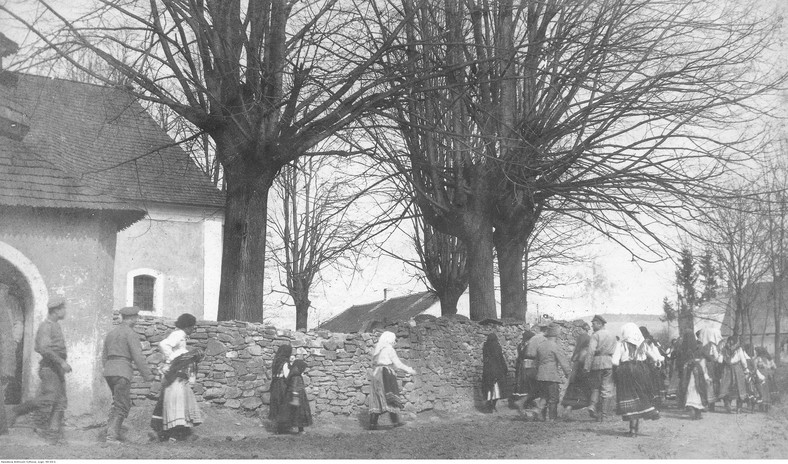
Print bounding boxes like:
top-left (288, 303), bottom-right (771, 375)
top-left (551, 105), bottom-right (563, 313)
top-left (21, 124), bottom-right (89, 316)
top-left (3, 366), bottom-right (788, 460)
top-left (1, 395), bottom-right (787, 460)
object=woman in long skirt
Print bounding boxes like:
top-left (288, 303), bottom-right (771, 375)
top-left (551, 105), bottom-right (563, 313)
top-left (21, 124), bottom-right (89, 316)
top-left (719, 335), bottom-right (750, 413)
top-left (678, 337), bottom-right (709, 420)
top-left (152, 313), bottom-right (203, 441)
top-left (368, 331), bottom-right (416, 430)
top-left (268, 344), bottom-right (293, 422)
top-left (639, 327), bottom-right (666, 407)
top-left (561, 330), bottom-right (592, 413)
top-left (698, 327), bottom-right (723, 411)
top-left (612, 323), bottom-right (663, 437)
top-left (276, 359), bottom-right (313, 434)
top-left (481, 332), bottom-right (508, 412)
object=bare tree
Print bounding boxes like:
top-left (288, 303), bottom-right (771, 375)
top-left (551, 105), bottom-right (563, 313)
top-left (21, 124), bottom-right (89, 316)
top-left (761, 144), bottom-right (788, 362)
top-left (268, 152), bottom-right (394, 330)
top-left (2, 1), bottom-right (414, 321)
top-left (372, 0), bottom-right (783, 321)
top-left (702, 192), bottom-right (770, 341)
top-left (412, 212), bottom-right (468, 316)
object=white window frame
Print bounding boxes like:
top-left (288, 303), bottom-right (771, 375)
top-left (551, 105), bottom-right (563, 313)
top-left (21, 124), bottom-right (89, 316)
top-left (126, 268), bottom-right (164, 317)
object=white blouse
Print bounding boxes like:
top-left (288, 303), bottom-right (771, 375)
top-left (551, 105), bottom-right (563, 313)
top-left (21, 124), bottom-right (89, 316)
top-left (159, 329), bottom-right (189, 363)
top-left (374, 345), bottom-right (415, 374)
top-left (611, 341), bottom-right (664, 366)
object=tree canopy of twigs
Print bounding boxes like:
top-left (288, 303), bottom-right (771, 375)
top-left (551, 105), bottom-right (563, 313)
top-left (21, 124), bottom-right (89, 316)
top-left (366, 0), bottom-right (784, 321)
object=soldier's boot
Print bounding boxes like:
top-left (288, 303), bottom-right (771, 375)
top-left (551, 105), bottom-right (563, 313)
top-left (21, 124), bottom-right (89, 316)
top-left (43, 410), bottom-right (64, 445)
top-left (588, 391), bottom-right (599, 419)
top-left (106, 415), bottom-right (123, 443)
top-left (597, 398), bottom-right (609, 423)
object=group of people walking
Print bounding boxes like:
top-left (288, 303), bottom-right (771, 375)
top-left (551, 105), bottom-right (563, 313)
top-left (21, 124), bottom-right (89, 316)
top-left (483, 315), bottom-right (779, 437)
top-left (1, 297), bottom-right (778, 444)
top-left (0, 296), bottom-right (204, 444)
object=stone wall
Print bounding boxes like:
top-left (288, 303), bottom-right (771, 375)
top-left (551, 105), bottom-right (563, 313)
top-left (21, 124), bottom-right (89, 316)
top-left (124, 314), bottom-right (588, 418)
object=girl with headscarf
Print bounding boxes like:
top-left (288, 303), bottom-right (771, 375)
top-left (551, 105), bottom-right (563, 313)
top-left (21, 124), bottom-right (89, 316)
top-left (481, 332), bottom-right (508, 413)
top-left (611, 322), bottom-right (663, 437)
top-left (368, 331), bottom-right (416, 430)
top-left (513, 330), bottom-right (537, 413)
top-left (718, 335), bottom-right (750, 413)
top-left (698, 327), bottom-right (723, 411)
top-left (561, 329), bottom-right (592, 414)
top-left (276, 359), bottom-right (313, 434)
top-left (152, 313), bottom-right (203, 441)
top-left (639, 327), bottom-right (666, 407)
top-left (269, 344), bottom-right (294, 422)
top-left (678, 336), bottom-right (709, 420)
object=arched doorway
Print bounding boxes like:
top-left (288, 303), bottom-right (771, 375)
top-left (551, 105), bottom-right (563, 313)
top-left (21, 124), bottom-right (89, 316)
top-left (0, 241), bottom-right (48, 403)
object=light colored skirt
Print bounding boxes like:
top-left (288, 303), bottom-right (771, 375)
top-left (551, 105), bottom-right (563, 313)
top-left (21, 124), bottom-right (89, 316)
top-left (486, 382), bottom-right (502, 401)
top-left (163, 378), bottom-right (203, 430)
top-left (685, 371), bottom-right (705, 410)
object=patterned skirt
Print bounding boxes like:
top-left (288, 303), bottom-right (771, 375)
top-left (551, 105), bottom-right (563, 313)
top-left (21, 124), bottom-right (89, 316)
top-left (369, 366), bottom-right (404, 414)
top-left (719, 363), bottom-right (748, 401)
top-left (161, 378), bottom-right (202, 430)
top-left (514, 366), bottom-right (538, 398)
top-left (614, 361), bottom-right (660, 421)
top-left (561, 368), bottom-right (592, 410)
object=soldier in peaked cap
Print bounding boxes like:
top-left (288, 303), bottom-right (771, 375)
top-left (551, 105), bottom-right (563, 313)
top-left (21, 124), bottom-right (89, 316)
top-left (8, 294), bottom-right (71, 444)
top-left (101, 306), bottom-right (154, 443)
top-left (583, 314), bottom-right (616, 422)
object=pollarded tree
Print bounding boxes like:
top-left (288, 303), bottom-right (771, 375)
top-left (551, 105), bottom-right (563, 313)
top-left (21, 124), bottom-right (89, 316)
top-left (375, 0), bottom-right (784, 321)
top-left (2, 1), bottom-right (415, 321)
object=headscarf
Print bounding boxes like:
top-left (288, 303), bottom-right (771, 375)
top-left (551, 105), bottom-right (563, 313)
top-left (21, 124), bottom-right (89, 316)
top-left (373, 331), bottom-right (396, 357)
top-left (271, 344), bottom-right (293, 377)
top-left (698, 327), bottom-right (722, 347)
top-left (175, 313), bottom-right (197, 330)
top-left (290, 359), bottom-right (308, 377)
top-left (620, 322), bottom-right (645, 347)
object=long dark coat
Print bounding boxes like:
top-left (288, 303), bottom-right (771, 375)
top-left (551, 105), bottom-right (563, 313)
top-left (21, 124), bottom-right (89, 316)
top-left (482, 334), bottom-right (508, 396)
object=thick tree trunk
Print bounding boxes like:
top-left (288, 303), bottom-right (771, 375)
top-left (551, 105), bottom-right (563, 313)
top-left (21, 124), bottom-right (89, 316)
top-left (775, 279), bottom-right (783, 363)
top-left (438, 286), bottom-right (463, 316)
top-left (494, 228), bottom-right (527, 321)
top-left (217, 164), bottom-right (276, 322)
top-left (294, 297), bottom-right (311, 331)
top-left (466, 224), bottom-right (497, 321)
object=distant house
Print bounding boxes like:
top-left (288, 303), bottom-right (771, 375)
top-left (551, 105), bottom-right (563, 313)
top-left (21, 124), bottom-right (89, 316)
top-left (0, 69), bottom-right (223, 414)
top-left (318, 291), bottom-right (439, 333)
top-left (718, 282), bottom-right (788, 354)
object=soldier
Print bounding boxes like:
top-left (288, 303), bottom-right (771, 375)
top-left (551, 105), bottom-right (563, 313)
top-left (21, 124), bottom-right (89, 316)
top-left (0, 284), bottom-right (16, 436)
top-left (8, 296), bottom-right (71, 444)
top-left (102, 306), bottom-right (154, 443)
top-left (583, 315), bottom-right (617, 422)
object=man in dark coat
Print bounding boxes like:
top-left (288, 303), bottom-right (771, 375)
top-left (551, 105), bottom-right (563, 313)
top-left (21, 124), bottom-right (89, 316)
top-left (102, 306), bottom-right (154, 443)
top-left (0, 286), bottom-right (16, 435)
top-left (536, 324), bottom-right (571, 421)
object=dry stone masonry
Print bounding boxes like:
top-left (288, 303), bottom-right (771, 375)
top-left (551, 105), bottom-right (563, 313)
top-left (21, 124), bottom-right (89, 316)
top-left (122, 314), bottom-right (588, 418)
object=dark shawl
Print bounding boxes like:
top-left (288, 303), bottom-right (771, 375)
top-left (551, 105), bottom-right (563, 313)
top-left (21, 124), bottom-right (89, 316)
top-left (482, 333), bottom-right (508, 394)
top-left (151, 348), bottom-right (204, 434)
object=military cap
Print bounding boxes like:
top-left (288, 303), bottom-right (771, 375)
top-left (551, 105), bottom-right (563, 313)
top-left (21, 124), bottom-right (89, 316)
top-left (591, 314), bottom-right (607, 325)
top-left (47, 295), bottom-right (66, 310)
top-left (119, 306), bottom-right (141, 317)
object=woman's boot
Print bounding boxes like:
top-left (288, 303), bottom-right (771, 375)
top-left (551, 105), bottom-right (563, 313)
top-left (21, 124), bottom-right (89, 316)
top-left (389, 412), bottom-right (403, 427)
top-left (627, 420), bottom-right (636, 437)
top-left (369, 413), bottom-right (380, 431)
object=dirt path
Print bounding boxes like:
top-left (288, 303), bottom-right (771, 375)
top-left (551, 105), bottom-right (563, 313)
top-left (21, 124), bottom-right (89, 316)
top-left (1, 397), bottom-right (786, 460)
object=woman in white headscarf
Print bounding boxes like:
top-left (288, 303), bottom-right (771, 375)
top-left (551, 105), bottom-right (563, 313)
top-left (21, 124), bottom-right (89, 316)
top-left (698, 327), bottom-right (723, 411)
top-left (612, 322), bottom-right (663, 437)
top-left (368, 331), bottom-right (416, 430)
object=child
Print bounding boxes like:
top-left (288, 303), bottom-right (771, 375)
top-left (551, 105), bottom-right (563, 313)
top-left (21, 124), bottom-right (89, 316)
top-left (276, 359), bottom-right (313, 434)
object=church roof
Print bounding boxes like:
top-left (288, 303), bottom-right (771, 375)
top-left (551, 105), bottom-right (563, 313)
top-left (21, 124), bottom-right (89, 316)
top-left (0, 72), bottom-right (224, 215)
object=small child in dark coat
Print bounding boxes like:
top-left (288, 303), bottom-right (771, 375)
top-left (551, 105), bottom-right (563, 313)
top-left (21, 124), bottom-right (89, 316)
top-left (276, 359), bottom-right (313, 434)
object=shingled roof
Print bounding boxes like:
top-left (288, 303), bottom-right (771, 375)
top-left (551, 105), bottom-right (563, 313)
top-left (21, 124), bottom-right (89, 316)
top-left (318, 291), bottom-right (439, 333)
top-left (0, 133), bottom-right (145, 228)
top-left (0, 72), bottom-right (224, 211)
